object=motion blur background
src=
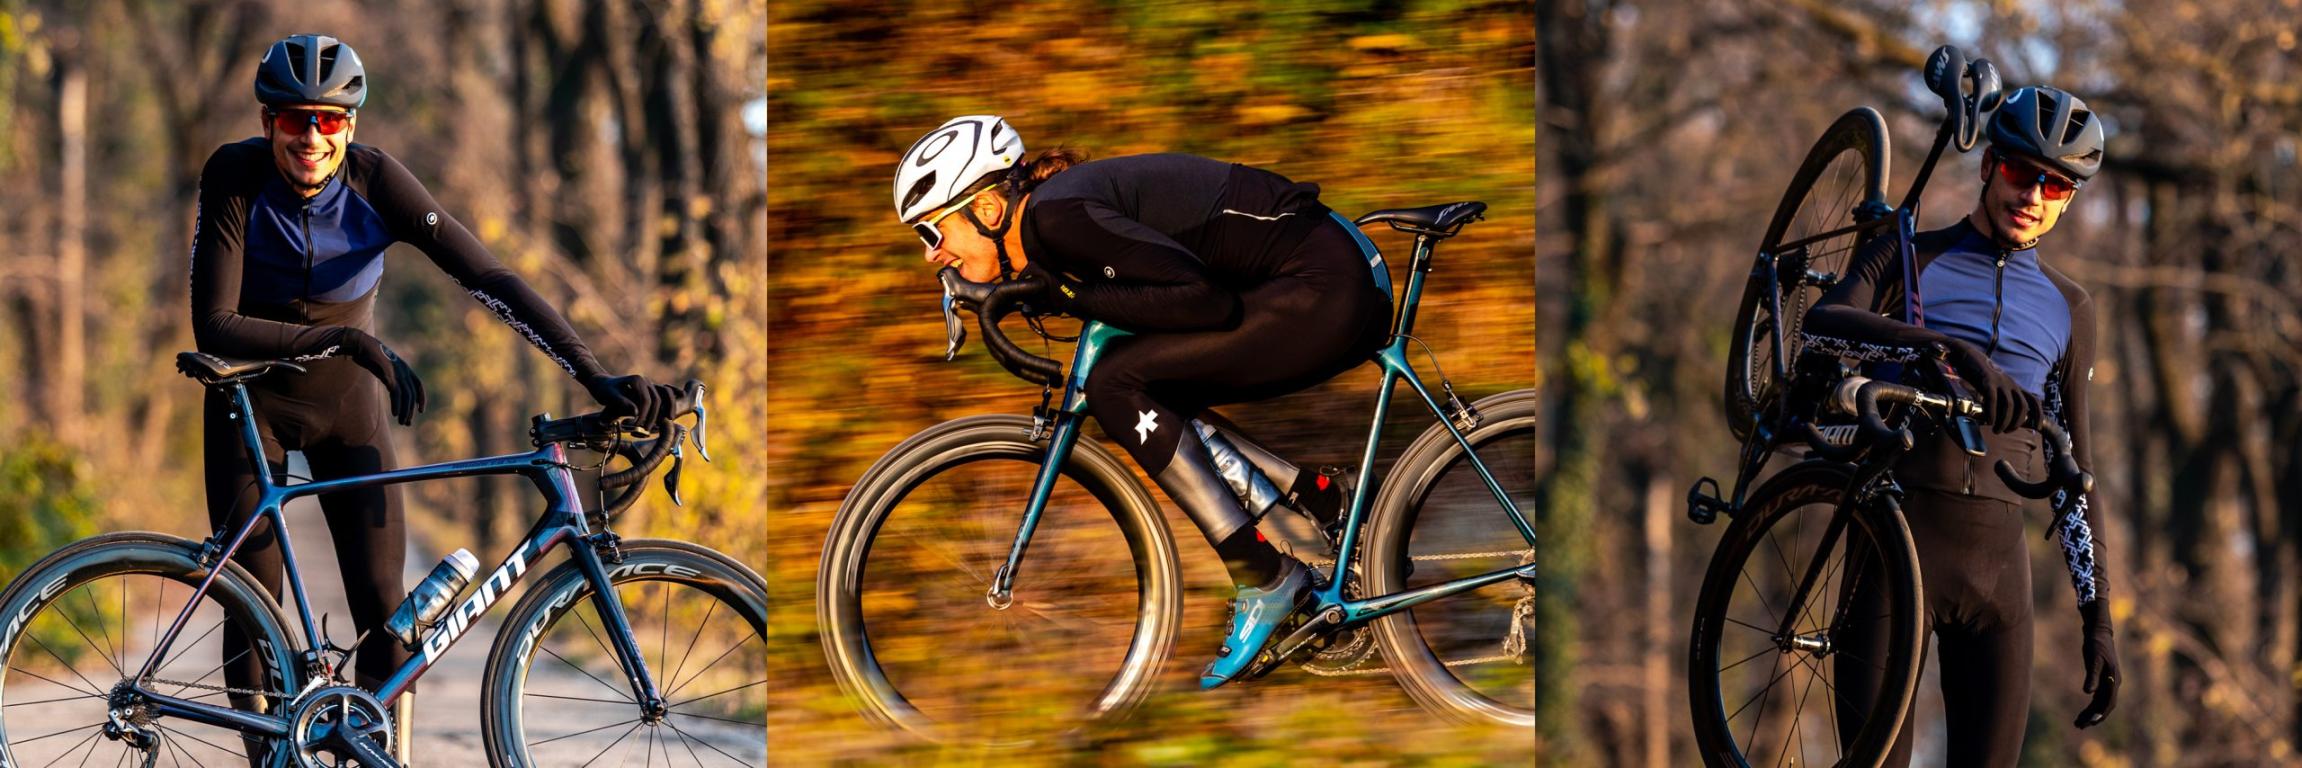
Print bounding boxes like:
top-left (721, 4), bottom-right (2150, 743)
top-left (766, 0), bottom-right (1534, 763)
top-left (0, 0), bottom-right (764, 753)
top-left (1537, 1), bottom-right (2302, 765)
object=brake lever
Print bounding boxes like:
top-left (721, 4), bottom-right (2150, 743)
top-left (663, 434), bottom-right (685, 507)
top-left (939, 269), bottom-right (970, 361)
top-left (684, 381), bottom-right (711, 463)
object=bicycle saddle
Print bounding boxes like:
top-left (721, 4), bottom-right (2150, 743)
top-left (1354, 201), bottom-right (1487, 237)
top-left (175, 350), bottom-right (307, 385)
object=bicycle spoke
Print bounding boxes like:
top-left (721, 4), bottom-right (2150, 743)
top-left (15, 720), bottom-right (109, 746)
top-left (153, 619), bottom-right (227, 674)
top-left (668, 679), bottom-right (764, 710)
top-left (34, 728), bottom-right (101, 768)
top-left (73, 585), bottom-right (124, 679)
top-left (1734, 568), bottom-right (1784, 631)
top-left (663, 720), bottom-right (750, 767)
top-left (665, 635), bottom-right (756, 700)
top-left (668, 710), bottom-right (761, 728)
top-left (167, 646), bottom-right (251, 697)
top-left (568, 606), bottom-right (628, 680)
top-left (1718, 644), bottom-right (1777, 675)
top-left (575, 721), bottom-right (644, 768)
top-left (523, 691), bottom-right (638, 707)
top-left (5, 691), bottom-right (105, 708)
top-left (1730, 656), bottom-right (1795, 740)
top-left (52, 593), bottom-right (124, 681)
top-left (8, 665), bottom-right (103, 698)
top-left (530, 716), bottom-right (642, 747)
top-left (668, 724), bottom-right (708, 768)
top-left (1778, 651), bottom-right (1823, 768)
top-left (26, 634), bottom-right (111, 699)
top-left (664, 600), bottom-right (719, 694)
top-left (538, 645), bottom-right (636, 704)
top-left (152, 724), bottom-right (243, 759)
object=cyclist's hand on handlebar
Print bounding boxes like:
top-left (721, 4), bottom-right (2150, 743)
top-left (2075, 599), bottom-right (2119, 728)
top-left (339, 329), bottom-right (426, 426)
top-left (582, 373), bottom-right (684, 425)
top-left (1944, 339), bottom-right (2039, 433)
top-left (1015, 261), bottom-right (1077, 315)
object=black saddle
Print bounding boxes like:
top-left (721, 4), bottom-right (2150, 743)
top-left (175, 351), bottom-right (307, 386)
top-left (1354, 201), bottom-right (1487, 238)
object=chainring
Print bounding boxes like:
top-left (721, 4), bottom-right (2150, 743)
top-left (288, 686), bottom-right (394, 768)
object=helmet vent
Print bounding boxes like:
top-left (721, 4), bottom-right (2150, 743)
top-left (901, 174), bottom-right (937, 220)
top-left (2061, 108), bottom-right (2092, 145)
top-left (319, 47), bottom-right (340, 79)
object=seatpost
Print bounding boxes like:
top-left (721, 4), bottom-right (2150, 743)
top-left (228, 382), bottom-right (276, 492)
top-left (1392, 234), bottom-right (1437, 338)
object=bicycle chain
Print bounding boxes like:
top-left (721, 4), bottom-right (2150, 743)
top-left (1291, 548), bottom-right (1536, 677)
top-left (140, 676), bottom-right (290, 701)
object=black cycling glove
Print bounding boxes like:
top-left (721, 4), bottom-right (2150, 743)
top-left (1015, 261), bottom-right (1078, 316)
top-left (583, 373), bottom-right (684, 425)
top-left (338, 329), bottom-right (426, 426)
top-left (2075, 599), bottom-right (2119, 728)
top-left (1944, 339), bottom-right (2039, 433)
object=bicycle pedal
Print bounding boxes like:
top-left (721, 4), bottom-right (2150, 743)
top-left (1685, 477), bottom-right (1729, 525)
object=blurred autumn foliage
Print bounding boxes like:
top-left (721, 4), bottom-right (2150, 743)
top-left (1538, 0), bottom-right (2302, 765)
top-left (767, 0), bottom-right (1534, 763)
top-left (0, 0), bottom-right (765, 642)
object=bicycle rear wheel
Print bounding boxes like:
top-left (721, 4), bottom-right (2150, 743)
top-left (0, 532), bottom-right (302, 768)
top-left (817, 415), bottom-right (1181, 746)
top-left (1725, 107), bottom-right (1891, 441)
top-left (1364, 389), bottom-right (1536, 727)
top-left (1687, 461), bottom-right (1923, 768)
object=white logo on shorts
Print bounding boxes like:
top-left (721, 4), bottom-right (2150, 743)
top-left (1134, 410), bottom-right (1159, 444)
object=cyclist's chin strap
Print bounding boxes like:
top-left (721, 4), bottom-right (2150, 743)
top-left (963, 189), bottom-right (1027, 282)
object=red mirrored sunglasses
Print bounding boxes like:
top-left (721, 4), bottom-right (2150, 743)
top-left (1992, 155), bottom-right (2080, 201)
top-left (267, 108), bottom-right (354, 137)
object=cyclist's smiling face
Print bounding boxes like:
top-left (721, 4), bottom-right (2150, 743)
top-left (263, 105), bottom-right (354, 195)
top-left (920, 191), bottom-right (1015, 282)
top-left (1976, 152), bottom-right (2072, 246)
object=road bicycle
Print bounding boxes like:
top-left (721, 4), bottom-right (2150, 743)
top-left (0, 353), bottom-right (766, 767)
top-left (817, 203), bottom-right (1536, 744)
top-left (1683, 46), bottom-right (2093, 766)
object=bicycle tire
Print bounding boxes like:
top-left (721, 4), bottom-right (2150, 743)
top-left (1687, 461), bottom-right (1923, 768)
top-left (1725, 107), bottom-right (1891, 441)
top-left (1363, 389), bottom-right (1537, 728)
top-left (481, 539), bottom-right (767, 767)
top-left (816, 414), bottom-right (1182, 746)
top-left (0, 531), bottom-right (303, 768)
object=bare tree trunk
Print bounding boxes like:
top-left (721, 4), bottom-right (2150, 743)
top-left (52, 58), bottom-right (86, 447)
top-left (1642, 474), bottom-right (1672, 767)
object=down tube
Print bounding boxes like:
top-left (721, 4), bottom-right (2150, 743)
top-left (1382, 348), bottom-right (1534, 545)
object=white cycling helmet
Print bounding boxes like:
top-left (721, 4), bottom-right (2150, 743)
top-left (894, 115), bottom-right (1024, 224)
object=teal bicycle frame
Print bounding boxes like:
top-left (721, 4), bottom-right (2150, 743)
top-left (982, 211), bottom-right (1536, 626)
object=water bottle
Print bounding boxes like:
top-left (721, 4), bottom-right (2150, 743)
top-left (387, 549), bottom-right (481, 648)
top-left (1192, 420), bottom-right (1283, 518)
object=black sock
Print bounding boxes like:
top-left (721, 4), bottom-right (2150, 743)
top-left (1214, 526), bottom-right (1285, 589)
top-left (1288, 467), bottom-right (1345, 529)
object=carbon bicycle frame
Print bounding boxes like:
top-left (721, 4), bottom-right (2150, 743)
top-left (983, 214), bottom-right (1536, 628)
top-left (129, 382), bottom-right (664, 741)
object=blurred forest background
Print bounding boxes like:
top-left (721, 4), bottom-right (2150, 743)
top-left (767, 0), bottom-right (1534, 763)
top-left (1537, 0), bottom-right (2301, 765)
top-left (0, 0), bottom-right (765, 692)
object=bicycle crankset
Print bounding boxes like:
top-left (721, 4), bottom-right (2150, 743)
top-left (289, 686), bottom-right (396, 768)
top-left (1298, 575), bottom-right (1378, 675)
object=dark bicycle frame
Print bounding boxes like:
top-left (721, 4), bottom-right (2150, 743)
top-left (981, 210), bottom-right (1536, 628)
top-left (129, 381), bottom-right (665, 742)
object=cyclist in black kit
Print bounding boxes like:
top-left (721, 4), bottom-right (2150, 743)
top-left (894, 116), bottom-right (1391, 689)
top-left (1802, 86), bottom-right (2120, 765)
top-left (188, 34), bottom-right (682, 753)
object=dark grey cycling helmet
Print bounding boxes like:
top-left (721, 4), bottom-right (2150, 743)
top-left (1988, 86), bottom-right (2104, 181)
top-left (255, 34), bottom-right (366, 108)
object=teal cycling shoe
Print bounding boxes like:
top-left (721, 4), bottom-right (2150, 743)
top-left (1200, 557), bottom-right (1315, 690)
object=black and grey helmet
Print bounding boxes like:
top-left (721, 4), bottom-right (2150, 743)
top-left (255, 34), bottom-right (366, 109)
top-left (1987, 86), bottom-right (2104, 181)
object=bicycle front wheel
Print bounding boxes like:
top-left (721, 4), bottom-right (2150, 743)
top-left (1364, 389), bottom-right (1536, 728)
top-left (817, 414), bottom-right (1181, 746)
top-left (0, 532), bottom-right (303, 768)
top-left (1687, 461), bottom-right (1923, 768)
top-left (1725, 107), bottom-right (1890, 441)
top-left (482, 539), bottom-right (767, 767)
